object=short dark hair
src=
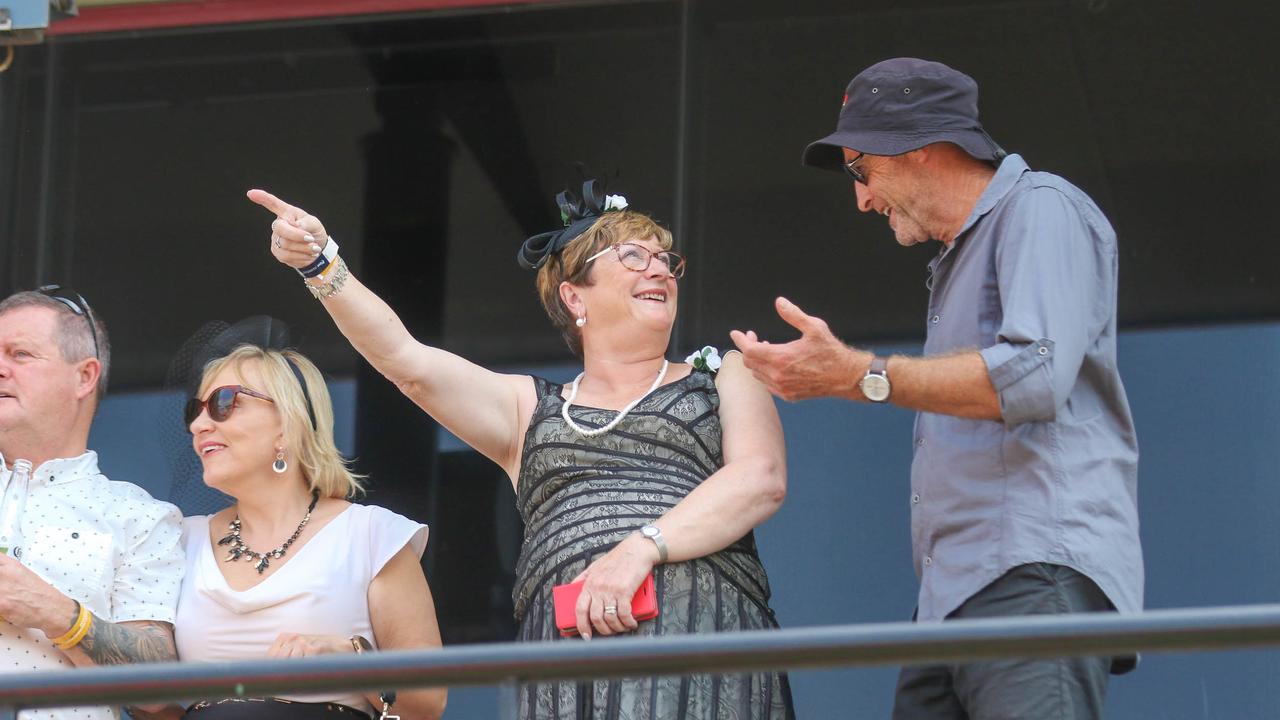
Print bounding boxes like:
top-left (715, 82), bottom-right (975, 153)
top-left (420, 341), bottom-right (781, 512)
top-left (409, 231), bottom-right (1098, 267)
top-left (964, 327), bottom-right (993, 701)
top-left (0, 291), bottom-right (111, 403)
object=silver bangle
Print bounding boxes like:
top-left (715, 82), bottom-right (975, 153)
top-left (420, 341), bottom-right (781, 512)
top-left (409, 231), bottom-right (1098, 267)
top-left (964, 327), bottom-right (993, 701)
top-left (306, 256), bottom-right (349, 300)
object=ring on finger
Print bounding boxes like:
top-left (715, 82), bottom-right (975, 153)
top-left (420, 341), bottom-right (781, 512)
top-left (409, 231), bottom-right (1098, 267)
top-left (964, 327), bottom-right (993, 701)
top-left (603, 605), bottom-right (618, 615)
top-left (273, 235), bottom-right (282, 249)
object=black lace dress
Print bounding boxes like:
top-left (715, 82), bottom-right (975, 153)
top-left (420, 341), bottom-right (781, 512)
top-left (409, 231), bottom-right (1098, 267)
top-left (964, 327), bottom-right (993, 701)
top-left (512, 369), bottom-right (795, 720)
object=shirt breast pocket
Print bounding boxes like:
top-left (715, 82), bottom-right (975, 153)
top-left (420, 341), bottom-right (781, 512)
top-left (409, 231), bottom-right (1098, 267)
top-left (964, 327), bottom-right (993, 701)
top-left (25, 525), bottom-right (115, 614)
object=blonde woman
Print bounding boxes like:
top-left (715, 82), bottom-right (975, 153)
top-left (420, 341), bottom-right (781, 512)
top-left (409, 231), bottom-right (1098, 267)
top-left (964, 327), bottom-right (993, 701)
top-left (249, 182), bottom-right (795, 720)
top-left (172, 345), bottom-right (446, 720)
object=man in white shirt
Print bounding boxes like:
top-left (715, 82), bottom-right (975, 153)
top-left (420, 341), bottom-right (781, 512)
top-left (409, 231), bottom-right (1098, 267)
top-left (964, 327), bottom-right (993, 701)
top-left (0, 288), bottom-right (184, 719)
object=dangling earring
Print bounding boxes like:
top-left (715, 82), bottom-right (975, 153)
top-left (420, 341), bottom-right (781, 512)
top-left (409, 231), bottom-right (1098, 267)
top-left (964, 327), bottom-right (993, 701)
top-left (575, 315), bottom-right (586, 328)
top-left (272, 447), bottom-right (288, 474)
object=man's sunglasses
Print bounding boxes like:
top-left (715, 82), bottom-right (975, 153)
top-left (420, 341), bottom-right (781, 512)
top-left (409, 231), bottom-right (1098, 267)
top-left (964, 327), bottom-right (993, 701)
top-left (184, 385), bottom-right (275, 427)
top-left (842, 153), bottom-right (868, 185)
top-left (37, 284), bottom-right (100, 359)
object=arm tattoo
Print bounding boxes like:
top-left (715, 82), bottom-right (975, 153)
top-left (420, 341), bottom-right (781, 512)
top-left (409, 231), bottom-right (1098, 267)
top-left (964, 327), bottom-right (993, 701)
top-left (78, 617), bottom-right (177, 666)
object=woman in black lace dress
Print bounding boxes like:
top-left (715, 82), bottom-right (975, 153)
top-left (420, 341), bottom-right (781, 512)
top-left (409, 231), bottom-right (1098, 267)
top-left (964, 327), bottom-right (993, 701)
top-left (249, 182), bottom-right (795, 719)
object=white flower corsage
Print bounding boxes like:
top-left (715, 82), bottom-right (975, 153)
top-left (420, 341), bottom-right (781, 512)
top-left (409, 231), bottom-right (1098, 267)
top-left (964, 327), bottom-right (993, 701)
top-left (685, 346), bottom-right (722, 373)
top-left (603, 194), bottom-right (629, 212)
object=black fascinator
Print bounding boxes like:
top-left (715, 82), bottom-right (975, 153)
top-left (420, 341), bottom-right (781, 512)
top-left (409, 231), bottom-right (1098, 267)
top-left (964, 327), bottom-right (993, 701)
top-left (171, 316), bottom-right (294, 395)
top-left (160, 316), bottom-right (314, 515)
top-left (517, 179), bottom-right (629, 270)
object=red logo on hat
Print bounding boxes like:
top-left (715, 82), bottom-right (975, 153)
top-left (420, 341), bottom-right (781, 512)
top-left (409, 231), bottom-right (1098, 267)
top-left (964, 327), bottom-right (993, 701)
top-left (842, 93), bottom-right (849, 107)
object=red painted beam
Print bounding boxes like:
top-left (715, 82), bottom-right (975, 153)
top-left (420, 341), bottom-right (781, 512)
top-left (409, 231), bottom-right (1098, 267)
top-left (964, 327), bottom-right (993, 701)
top-left (48, 0), bottom-right (552, 36)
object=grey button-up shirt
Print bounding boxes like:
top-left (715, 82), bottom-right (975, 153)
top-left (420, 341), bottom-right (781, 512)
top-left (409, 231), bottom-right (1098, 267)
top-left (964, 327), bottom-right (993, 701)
top-left (911, 154), bottom-right (1143, 623)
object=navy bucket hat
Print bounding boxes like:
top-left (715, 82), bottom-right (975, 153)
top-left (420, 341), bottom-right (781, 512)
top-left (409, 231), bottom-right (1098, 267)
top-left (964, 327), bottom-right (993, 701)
top-left (802, 58), bottom-right (1005, 171)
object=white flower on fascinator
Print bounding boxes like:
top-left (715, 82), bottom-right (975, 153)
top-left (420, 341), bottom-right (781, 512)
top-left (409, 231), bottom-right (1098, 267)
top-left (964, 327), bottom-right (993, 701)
top-left (604, 194), bottom-right (629, 212)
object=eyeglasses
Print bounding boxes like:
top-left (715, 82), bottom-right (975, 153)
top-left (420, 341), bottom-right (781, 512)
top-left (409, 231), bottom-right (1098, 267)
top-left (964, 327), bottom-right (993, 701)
top-left (842, 153), bottom-right (869, 185)
top-left (36, 285), bottom-right (100, 359)
top-left (185, 385), bottom-right (275, 427)
top-left (585, 243), bottom-right (686, 279)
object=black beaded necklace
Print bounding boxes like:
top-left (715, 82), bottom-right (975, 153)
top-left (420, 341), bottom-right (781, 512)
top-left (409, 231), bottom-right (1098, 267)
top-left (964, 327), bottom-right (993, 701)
top-left (218, 490), bottom-right (320, 574)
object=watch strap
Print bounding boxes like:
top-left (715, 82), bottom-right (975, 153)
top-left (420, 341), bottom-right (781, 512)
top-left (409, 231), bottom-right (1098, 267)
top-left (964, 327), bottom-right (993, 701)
top-left (640, 524), bottom-right (669, 564)
top-left (869, 355), bottom-right (888, 376)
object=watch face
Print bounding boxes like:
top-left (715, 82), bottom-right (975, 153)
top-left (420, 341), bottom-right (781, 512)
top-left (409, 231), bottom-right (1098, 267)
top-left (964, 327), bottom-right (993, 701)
top-left (861, 374), bottom-right (891, 402)
top-left (641, 526), bottom-right (659, 538)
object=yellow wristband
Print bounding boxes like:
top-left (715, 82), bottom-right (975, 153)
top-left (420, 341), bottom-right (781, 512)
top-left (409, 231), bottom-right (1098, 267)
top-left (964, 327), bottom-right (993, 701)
top-left (315, 254), bottom-right (342, 282)
top-left (49, 601), bottom-right (82, 646)
top-left (52, 601), bottom-right (92, 650)
top-left (60, 609), bottom-right (92, 650)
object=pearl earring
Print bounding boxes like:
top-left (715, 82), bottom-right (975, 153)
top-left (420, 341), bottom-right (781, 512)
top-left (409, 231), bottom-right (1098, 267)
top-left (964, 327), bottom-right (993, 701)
top-left (575, 316), bottom-right (586, 328)
top-left (272, 448), bottom-right (288, 474)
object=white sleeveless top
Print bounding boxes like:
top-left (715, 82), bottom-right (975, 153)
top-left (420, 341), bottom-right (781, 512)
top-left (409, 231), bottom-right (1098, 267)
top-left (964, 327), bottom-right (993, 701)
top-left (175, 504), bottom-right (428, 716)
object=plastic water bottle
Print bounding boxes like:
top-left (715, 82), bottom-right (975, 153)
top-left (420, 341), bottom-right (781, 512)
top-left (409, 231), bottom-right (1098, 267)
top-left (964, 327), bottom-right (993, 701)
top-left (0, 458), bottom-right (33, 560)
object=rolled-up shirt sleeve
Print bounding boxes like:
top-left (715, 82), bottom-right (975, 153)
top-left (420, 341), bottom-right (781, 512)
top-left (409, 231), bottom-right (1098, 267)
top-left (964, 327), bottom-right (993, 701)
top-left (979, 186), bottom-right (1114, 427)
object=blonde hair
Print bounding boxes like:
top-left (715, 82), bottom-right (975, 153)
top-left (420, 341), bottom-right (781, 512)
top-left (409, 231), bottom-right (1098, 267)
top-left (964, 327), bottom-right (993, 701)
top-left (197, 345), bottom-right (364, 499)
top-left (535, 210), bottom-right (674, 355)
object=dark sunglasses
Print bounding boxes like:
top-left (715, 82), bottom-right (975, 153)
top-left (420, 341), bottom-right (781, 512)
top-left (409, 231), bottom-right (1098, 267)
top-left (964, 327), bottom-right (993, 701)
top-left (37, 284), bottom-right (100, 359)
top-left (184, 385), bottom-right (275, 427)
top-left (842, 152), bottom-right (868, 185)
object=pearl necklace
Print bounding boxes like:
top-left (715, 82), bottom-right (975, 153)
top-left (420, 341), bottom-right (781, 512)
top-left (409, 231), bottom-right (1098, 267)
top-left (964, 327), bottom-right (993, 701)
top-left (561, 360), bottom-right (669, 437)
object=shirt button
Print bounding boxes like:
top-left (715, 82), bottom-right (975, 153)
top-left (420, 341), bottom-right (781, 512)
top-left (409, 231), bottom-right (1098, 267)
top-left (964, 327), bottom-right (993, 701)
top-left (923, 556), bottom-right (933, 566)
top-left (911, 493), bottom-right (921, 504)
top-left (917, 438), bottom-right (925, 447)
top-left (1038, 346), bottom-right (1049, 356)
top-left (930, 315), bottom-right (940, 324)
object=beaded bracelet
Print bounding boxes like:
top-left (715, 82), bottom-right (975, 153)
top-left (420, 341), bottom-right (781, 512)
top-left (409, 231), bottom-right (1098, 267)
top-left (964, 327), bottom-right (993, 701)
top-left (306, 256), bottom-right (349, 300)
top-left (52, 600), bottom-right (92, 651)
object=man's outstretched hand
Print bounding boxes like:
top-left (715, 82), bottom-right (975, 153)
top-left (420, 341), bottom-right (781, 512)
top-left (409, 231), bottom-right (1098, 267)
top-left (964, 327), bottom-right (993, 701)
top-left (730, 297), bottom-right (869, 402)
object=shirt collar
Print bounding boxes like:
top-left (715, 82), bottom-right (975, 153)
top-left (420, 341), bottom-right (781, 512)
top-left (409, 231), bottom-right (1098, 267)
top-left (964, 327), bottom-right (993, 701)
top-left (932, 154), bottom-right (1030, 266)
top-left (954, 153), bottom-right (1030, 239)
top-left (0, 450), bottom-right (101, 486)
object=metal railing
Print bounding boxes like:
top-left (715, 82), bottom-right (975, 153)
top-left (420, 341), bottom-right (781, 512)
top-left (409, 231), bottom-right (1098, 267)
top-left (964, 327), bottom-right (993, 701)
top-left (4, 603), bottom-right (1280, 719)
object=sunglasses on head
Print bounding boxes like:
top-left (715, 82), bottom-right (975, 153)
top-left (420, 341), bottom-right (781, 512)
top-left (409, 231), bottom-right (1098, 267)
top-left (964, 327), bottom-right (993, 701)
top-left (36, 284), bottom-right (100, 359)
top-left (184, 385), bottom-right (275, 428)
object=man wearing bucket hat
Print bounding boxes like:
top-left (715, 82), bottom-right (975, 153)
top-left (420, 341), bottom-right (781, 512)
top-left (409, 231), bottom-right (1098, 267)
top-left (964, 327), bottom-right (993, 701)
top-left (732, 58), bottom-right (1142, 718)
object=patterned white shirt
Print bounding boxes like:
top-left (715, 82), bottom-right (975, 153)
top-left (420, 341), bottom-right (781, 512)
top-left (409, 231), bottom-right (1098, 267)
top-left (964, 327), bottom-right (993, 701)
top-left (0, 451), bottom-right (184, 720)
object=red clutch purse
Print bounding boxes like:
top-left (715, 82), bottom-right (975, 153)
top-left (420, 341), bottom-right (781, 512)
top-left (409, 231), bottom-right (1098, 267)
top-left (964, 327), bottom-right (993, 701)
top-left (552, 573), bottom-right (659, 637)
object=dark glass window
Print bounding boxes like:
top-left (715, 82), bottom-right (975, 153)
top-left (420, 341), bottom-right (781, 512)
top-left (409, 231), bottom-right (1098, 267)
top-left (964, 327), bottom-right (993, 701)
top-left (1, 0), bottom-right (1275, 651)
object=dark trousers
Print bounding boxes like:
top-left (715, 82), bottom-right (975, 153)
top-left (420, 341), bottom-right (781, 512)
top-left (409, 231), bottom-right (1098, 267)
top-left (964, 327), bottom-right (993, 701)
top-left (891, 563), bottom-right (1113, 720)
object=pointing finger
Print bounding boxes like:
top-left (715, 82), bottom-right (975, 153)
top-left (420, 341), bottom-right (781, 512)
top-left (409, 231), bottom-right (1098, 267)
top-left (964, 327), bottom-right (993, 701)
top-left (247, 189), bottom-right (299, 221)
